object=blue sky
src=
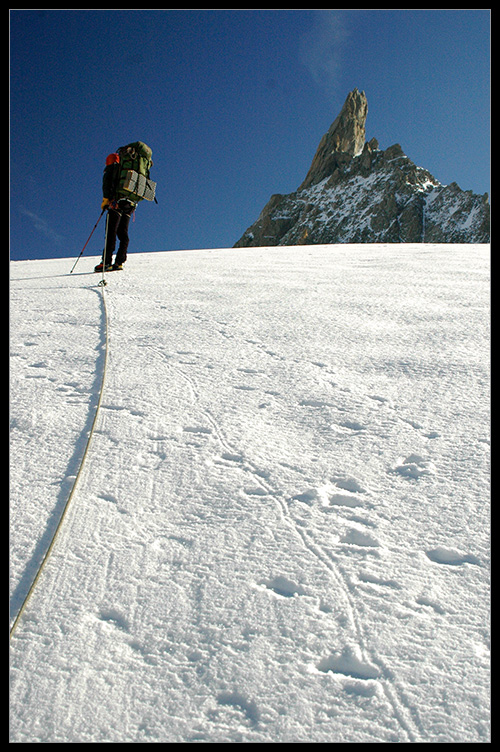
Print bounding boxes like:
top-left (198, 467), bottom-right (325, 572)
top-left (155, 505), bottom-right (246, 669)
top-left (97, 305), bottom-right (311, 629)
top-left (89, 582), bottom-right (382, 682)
top-left (10, 9), bottom-right (490, 261)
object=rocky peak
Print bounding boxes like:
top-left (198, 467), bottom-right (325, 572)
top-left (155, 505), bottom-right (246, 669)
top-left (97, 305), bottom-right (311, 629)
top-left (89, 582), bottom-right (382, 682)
top-left (234, 89), bottom-right (490, 247)
top-left (299, 88), bottom-right (368, 190)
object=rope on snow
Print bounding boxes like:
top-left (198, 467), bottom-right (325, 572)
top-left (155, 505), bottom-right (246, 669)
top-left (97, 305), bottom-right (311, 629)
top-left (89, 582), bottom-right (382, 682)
top-left (10, 280), bottom-right (110, 638)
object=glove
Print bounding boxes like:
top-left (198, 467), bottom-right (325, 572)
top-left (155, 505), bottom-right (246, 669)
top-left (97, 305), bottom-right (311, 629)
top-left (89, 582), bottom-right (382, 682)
top-left (101, 198), bottom-right (110, 211)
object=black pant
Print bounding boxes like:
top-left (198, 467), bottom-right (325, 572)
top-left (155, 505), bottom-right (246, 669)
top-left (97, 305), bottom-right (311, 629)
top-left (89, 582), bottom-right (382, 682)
top-left (104, 200), bottom-right (134, 265)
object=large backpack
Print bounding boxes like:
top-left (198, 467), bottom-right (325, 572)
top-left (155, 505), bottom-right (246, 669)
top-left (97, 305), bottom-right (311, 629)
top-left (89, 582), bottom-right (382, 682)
top-left (115, 141), bottom-right (156, 203)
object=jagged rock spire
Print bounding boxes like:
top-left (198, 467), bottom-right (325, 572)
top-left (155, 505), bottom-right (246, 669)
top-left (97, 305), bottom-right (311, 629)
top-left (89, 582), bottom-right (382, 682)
top-left (234, 88), bottom-right (490, 247)
top-left (299, 88), bottom-right (368, 190)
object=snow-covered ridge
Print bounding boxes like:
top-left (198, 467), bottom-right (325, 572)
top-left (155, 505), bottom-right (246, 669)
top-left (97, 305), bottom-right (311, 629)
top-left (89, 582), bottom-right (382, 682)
top-left (10, 245), bottom-right (490, 743)
top-left (236, 89), bottom-right (489, 248)
top-left (236, 145), bottom-right (489, 247)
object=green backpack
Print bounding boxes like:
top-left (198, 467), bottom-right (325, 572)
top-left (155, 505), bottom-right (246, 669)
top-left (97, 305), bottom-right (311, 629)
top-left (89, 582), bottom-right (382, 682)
top-left (116, 141), bottom-right (156, 203)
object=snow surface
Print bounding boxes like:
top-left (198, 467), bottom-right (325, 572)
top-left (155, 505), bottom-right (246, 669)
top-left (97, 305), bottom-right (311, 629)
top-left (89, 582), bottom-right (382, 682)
top-left (10, 244), bottom-right (490, 743)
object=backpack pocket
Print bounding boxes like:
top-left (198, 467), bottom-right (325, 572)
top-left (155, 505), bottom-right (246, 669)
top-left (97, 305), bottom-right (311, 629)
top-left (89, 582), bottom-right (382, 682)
top-left (121, 169), bottom-right (157, 202)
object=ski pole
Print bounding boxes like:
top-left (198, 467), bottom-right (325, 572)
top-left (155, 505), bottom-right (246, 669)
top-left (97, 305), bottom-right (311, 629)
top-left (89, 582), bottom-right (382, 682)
top-left (69, 208), bottom-right (106, 274)
top-left (98, 210), bottom-right (110, 287)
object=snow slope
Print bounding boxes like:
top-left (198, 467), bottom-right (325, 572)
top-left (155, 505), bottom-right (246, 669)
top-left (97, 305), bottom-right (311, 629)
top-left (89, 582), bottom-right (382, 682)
top-left (10, 244), bottom-right (490, 743)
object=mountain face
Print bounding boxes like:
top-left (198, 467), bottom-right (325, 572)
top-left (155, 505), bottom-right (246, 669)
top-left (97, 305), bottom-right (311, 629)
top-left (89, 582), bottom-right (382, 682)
top-left (235, 89), bottom-right (490, 247)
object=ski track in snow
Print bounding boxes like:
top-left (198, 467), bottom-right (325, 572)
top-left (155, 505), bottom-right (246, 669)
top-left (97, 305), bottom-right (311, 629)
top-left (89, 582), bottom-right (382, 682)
top-left (10, 244), bottom-right (490, 743)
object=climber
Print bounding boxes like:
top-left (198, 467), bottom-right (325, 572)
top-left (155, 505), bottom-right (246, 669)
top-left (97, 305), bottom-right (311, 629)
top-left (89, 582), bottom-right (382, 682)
top-left (94, 142), bottom-right (155, 272)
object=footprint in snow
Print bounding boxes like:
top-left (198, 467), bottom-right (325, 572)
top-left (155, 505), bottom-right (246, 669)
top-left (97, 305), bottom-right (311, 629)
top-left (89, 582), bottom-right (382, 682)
top-left (221, 452), bottom-right (244, 464)
top-left (261, 575), bottom-right (306, 598)
top-left (425, 547), bottom-right (481, 567)
top-left (299, 398), bottom-right (332, 408)
top-left (358, 571), bottom-right (401, 590)
top-left (292, 477), bottom-right (369, 510)
top-left (291, 489), bottom-right (320, 505)
top-left (244, 487), bottom-right (268, 497)
top-left (216, 691), bottom-right (260, 726)
top-left (291, 490), bottom-right (352, 510)
top-left (237, 367), bottom-right (265, 375)
top-left (341, 528), bottom-right (380, 548)
top-left (415, 595), bottom-right (446, 614)
top-left (368, 394), bottom-right (394, 408)
top-left (316, 646), bottom-right (380, 681)
top-left (97, 609), bottom-right (130, 633)
top-left (328, 492), bottom-right (365, 509)
top-left (340, 420), bottom-right (366, 432)
top-left (331, 475), bottom-right (368, 494)
top-left (328, 476), bottom-right (370, 509)
top-left (389, 454), bottom-right (435, 480)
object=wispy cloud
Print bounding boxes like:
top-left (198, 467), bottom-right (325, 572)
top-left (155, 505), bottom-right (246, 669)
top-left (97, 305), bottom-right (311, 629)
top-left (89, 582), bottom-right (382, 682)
top-left (299, 9), bottom-right (351, 93)
top-left (18, 206), bottom-right (65, 247)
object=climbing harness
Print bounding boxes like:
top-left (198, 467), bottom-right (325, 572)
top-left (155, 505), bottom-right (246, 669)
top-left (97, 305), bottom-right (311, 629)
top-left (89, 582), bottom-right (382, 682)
top-left (10, 279), bottom-right (109, 638)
